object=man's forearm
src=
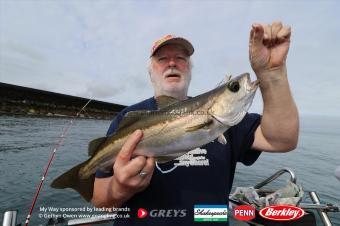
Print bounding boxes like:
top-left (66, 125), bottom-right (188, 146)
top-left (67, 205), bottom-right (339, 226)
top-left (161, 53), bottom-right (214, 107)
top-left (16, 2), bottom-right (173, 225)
top-left (258, 66), bottom-right (299, 151)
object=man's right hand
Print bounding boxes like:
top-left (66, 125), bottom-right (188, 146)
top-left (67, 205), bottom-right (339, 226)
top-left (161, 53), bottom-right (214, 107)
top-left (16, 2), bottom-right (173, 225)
top-left (92, 130), bottom-right (155, 208)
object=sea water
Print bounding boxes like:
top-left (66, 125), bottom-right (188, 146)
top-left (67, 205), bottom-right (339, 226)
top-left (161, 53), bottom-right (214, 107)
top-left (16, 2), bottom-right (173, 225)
top-left (0, 115), bottom-right (339, 225)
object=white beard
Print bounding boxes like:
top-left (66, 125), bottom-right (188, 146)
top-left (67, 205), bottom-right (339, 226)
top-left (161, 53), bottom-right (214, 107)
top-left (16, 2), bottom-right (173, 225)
top-left (150, 67), bottom-right (191, 100)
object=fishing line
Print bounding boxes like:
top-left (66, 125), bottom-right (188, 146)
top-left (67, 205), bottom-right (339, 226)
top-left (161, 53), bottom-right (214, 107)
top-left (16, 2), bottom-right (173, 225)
top-left (24, 99), bottom-right (92, 226)
top-left (155, 161), bottom-right (178, 174)
top-left (215, 74), bottom-right (231, 89)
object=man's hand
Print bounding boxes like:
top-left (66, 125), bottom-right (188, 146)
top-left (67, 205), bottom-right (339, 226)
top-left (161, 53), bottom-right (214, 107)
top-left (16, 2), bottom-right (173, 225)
top-left (249, 21), bottom-right (291, 78)
top-left (110, 130), bottom-right (155, 206)
top-left (92, 130), bottom-right (155, 208)
top-left (249, 21), bottom-right (299, 153)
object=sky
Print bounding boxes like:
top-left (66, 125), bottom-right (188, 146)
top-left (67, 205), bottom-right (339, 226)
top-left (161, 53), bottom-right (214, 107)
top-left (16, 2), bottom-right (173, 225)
top-left (0, 0), bottom-right (339, 117)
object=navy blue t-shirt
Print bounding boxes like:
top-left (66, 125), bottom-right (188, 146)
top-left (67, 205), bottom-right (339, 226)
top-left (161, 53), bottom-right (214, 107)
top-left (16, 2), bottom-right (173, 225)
top-left (96, 97), bottom-right (262, 225)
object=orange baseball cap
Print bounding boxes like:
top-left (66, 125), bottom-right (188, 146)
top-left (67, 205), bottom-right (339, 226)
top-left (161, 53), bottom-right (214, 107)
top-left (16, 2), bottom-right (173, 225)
top-left (150, 34), bottom-right (194, 57)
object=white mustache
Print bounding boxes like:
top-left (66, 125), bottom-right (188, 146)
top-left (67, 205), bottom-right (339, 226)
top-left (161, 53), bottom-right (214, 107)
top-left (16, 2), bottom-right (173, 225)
top-left (163, 68), bottom-right (183, 78)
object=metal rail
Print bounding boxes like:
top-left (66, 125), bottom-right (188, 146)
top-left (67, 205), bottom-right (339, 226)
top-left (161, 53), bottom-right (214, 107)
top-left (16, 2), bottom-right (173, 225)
top-left (2, 210), bottom-right (17, 226)
top-left (299, 202), bottom-right (339, 212)
top-left (254, 167), bottom-right (296, 189)
top-left (309, 191), bottom-right (333, 226)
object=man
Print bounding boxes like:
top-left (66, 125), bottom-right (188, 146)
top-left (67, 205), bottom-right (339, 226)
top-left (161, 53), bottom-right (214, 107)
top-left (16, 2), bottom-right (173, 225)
top-left (92, 21), bottom-right (299, 225)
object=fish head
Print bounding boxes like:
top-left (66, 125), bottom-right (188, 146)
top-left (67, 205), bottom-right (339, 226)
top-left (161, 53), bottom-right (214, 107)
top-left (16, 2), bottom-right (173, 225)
top-left (209, 73), bottom-right (258, 126)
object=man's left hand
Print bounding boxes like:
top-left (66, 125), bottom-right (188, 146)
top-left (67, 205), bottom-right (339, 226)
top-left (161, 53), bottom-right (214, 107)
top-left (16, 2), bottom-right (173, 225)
top-left (249, 21), bottom-right (291, 78)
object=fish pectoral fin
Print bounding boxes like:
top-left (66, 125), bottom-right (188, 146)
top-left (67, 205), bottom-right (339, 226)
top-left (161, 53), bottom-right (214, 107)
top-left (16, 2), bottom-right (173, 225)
top-left (217, 134), bottom-right (227, 145)
top-left (185, 119), bottom-right (213, 132)
top-left (156, 95), bottom-right (179, 109)
top-left (88, 136), bottom-right (106, 156)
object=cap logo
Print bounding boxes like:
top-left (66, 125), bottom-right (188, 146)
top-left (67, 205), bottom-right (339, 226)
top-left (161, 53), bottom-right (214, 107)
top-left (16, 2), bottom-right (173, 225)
top-left (151, 34), bottom-right (176, 54)
top-left (150, 34), bottom-right (194, 57)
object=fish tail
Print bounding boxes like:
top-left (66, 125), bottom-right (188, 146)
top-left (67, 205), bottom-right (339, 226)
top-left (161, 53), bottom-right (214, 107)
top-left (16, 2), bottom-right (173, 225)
top-left (51, 159), bottom-right (95, 202)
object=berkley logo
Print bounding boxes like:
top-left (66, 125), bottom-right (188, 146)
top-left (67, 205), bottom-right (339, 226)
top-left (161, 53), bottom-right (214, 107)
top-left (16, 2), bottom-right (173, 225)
top-left (259, 205), bottom-right (305, 221)
top-left (233, 205), bottom-right (256, 221)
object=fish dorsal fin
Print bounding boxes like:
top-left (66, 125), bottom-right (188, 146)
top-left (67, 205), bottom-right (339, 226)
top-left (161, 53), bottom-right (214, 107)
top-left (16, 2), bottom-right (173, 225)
top-left (156, 95), bottom-right (179, 109)
top-left (116, 110), bottom-right (152, 132)
top-left (88, 136), bottom-right (106, 156)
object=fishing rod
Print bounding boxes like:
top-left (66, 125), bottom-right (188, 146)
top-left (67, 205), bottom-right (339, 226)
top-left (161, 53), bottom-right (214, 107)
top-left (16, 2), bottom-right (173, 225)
top-left (24, 99), bottom-right (92, 226)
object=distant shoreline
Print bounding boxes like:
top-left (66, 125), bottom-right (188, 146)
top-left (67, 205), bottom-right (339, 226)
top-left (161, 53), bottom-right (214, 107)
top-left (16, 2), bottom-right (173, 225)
top-left (0, 82), bottom-right (126, 120)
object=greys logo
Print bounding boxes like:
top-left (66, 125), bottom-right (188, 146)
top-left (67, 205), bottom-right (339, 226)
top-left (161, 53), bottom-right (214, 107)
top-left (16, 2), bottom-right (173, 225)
top-left (138, 208), bottom-right (187, 218)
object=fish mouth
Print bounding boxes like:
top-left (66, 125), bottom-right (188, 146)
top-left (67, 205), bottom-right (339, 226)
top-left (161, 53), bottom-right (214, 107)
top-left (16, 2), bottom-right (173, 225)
top-left (250, 79), bottom-right (259, 87)
top-left (244, 73), bottom-right (259, 91)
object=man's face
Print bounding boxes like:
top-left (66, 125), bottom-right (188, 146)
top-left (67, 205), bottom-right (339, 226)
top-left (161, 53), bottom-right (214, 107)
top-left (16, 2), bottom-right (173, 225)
top-left (149, 44), bottom-right (191, 99)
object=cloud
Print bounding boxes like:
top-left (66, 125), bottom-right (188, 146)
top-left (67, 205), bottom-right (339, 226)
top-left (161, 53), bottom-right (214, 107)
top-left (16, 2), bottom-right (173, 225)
top-left (1, 0), bottom-right (340, 116)
top-left (77, 80), bottom-right (125, 99)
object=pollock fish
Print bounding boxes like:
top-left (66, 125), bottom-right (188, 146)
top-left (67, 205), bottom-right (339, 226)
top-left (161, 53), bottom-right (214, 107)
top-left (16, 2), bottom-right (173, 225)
top-left (51, 73), bottom-right (259, 201)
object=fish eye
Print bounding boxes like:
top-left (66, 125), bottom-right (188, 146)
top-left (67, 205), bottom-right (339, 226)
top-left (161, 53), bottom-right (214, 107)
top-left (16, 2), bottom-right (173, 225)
top-left (228, 81), bottom-right (240, 92)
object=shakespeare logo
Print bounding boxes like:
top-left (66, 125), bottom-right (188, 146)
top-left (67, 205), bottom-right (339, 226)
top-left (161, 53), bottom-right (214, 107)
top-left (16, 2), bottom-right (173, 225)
top-left (194, 205), bottom-right (228, 222)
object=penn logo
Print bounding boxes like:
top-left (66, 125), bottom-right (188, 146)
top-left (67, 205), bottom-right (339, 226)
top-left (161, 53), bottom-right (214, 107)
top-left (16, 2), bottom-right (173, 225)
top-left (137, 208), bottom-right (148, 218)
top-left (259, 205), bottom-right (305, 221)
top-left (233, 205), bottom-right (256, 221)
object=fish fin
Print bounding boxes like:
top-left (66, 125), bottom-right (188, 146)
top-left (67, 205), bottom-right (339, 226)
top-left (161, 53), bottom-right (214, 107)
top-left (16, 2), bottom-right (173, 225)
top-left (98, 166), bottom-right (112, 174)
top-left (185, 119), bottom-right (213, 132)
top-left (217, 134), bottom-right (227, 145)
top-left (215, 74), bottom-right (232, 88)
top-left (116, 110), bottom-right (151, 132)
top-left (116, 95), bottom-right (178, 131)
top-left (155, 156), bottom-right (177, 163)
top-left (225, 74), bottom-right (232, 82)
top-left (156, 95), bottom-right (179, 109)
top-left (88, 137), bottom-right (106, 156)
top-left (155, 151), bottom-right (188, 163)
top-left (51, 159), bottom-right (95, 202)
